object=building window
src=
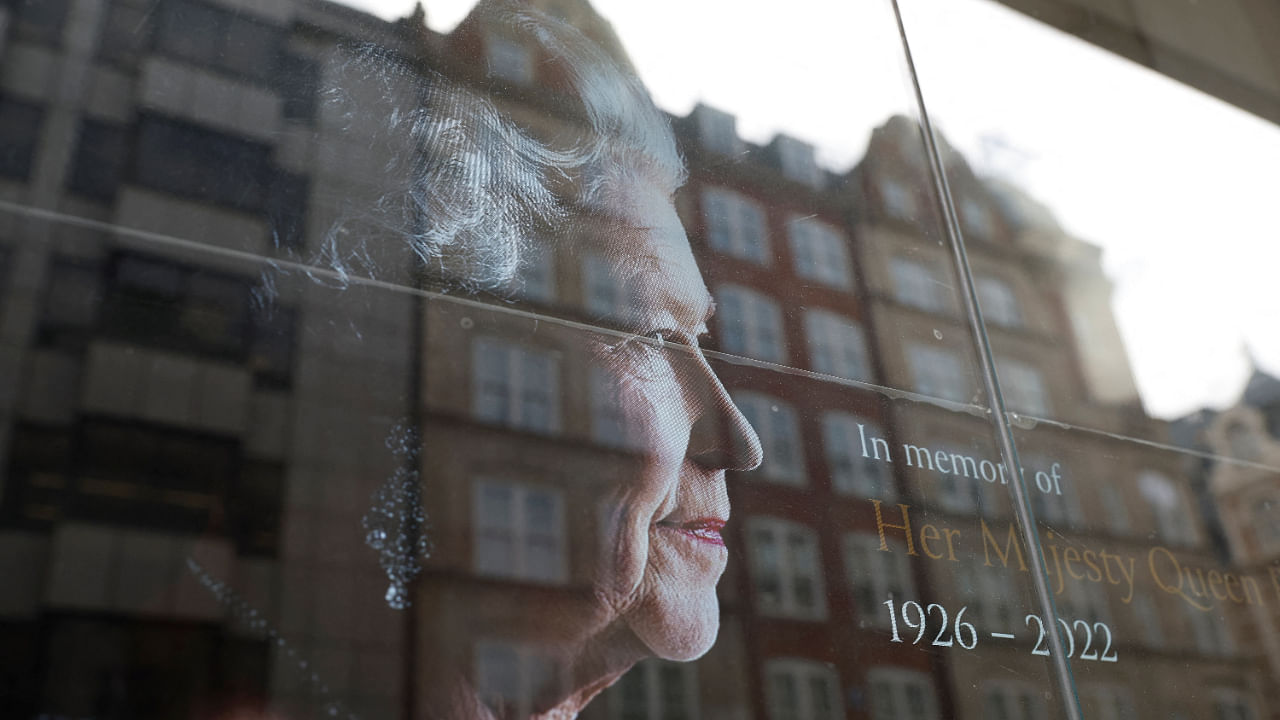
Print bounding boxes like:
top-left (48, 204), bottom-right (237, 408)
top-left (934, 443), bottom-right (990, 514)
top-left (804, 309), bottom-right (869, 381)
top-left (67, 121), bottom-right (129, 201)
top-left (472, 337), bottom-right (562, 434)
top-left (75, 420), bottom-right (240, 535)
top-left (0, 245), bottom-right (11, 298)
top-left (821, 413), bottom-right (893, 500)
top-left (889, 257), bottom-right (949, 313)
top-left (582, 253), bottom-right (627, 322)
top-left (9, 0), bottom-right (70, 45)
top-left (774, 136), bottom-right (823, 188)
top-left (845, 534), bottom-right (916, 628)
top-left (748, 518), bottom-right (826, 619)
top-left (1212, 689), bottom-right (1259, 720)
top-left (1082, 685), bottom-right (1136, 720)
top-left (733, 392), bottom-right (804, 484)
top-left (1185, 603), bottom-right (1233, 656)
top-left (102, 254), bottom-right (251, 360)
top-left (956, 556), bottom-right (1015, 629)
top-left (266, 170), bottom-right (309, 250)
top-left (1138, 471), bottom-right (1196, 545)
top-left (763, 659), bottom-right (840, 720)
top-left (472, 479), bottom-right (566, 583)
top-left (1099, 482), bottom-right (1130, 535)
top-left (976, 275), bottom-right (1021, 328)
top-left (515, 248), bottom-right (555, 303)
top-left (1251, 496), bottom-right (1280, 556)
top-left (473, 640), bottom-right (562, 719)
top-left (248, 306), bottom-right (296, 389)
top-left (693, 104), bottom-right (740, 156)
top-left (1057, 574), bottom-right (1111, 626)
top-left (276, 53), bottom-right (320, 122)
top-left (788, 217), bottom-right (852, 289)
top-left (1130, 594), bottom-right (1165, 648)
top-left (100, 0), bottom-right (155, 66)
top-left (1029, 456), bottom-right (1080, 525)
top-left (715, 285), bottom-right (786, 363)
top-left (983, 682), bottom-right (1048, 720)
top-left (959, 197), bottom-right (994, 238)
top-left (702, 187), bottom-right (769, 264)
top-left (997, 357), bottom-right (1050, 416)
top-left (907, 343), bottom-right (967, 403)
top-left (589, 365), bottom-right (635, 450)
top-left (487, 34), bottom-right (534, 85)
top-left (0, 96), bottom-right (43, 180)
top-left (135, 115), bottom-right (273, 213)
top-left (608, 659), bottom-right (698, 720)
top-left (867, 668), bottom-right (940, 720)
top-left (880, 177), bottom-right (916, 220)
top-left (155, 0), bottom-right (282, 84)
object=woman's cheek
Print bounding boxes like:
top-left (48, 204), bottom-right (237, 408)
top-left (621, 357), bottom-right (692, 461)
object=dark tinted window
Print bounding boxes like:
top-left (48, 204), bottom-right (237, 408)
top-left (134, 115), bottom-right (271, 212)
top-left (68, 120), bottom-right (130, 201)
top-left (0, 96), bottom-right (43, 180)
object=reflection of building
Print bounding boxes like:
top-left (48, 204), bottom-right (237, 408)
top-left (0, 0), bottom-right (1273, 719)
top-left (1175, 363), bottom-right (1280, 716)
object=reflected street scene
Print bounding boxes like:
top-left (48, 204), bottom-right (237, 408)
top-left (0, 0), bottom-right (1278, 718)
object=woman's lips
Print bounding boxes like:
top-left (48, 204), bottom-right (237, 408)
top-left (657, 518), bottom-right (726, 547)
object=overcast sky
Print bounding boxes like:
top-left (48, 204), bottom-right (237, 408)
top-left (337, 0), bottom-right (1280, 420)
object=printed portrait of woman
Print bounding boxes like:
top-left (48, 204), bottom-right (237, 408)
top-left (305, 2), bottom-right (766, 718)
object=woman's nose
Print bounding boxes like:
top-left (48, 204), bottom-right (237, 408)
top-left (686, 354), bottom-right (764, 472)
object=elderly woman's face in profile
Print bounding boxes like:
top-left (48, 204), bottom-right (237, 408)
top-left (582, 176), bottom-right (763, 662)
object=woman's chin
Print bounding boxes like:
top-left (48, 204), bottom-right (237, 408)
top-left (629, 586), bottom-right (721, 662)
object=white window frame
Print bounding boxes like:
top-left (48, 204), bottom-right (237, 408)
top-left (821, 413), bottom-right (894, 500)
top-left (472, 478), bottom-right (567, 584)
top-left (866, 667), bottom-right (940, 720)
top-left (763, 658), bottom-right (841, 720)
top-left (702, 187), bottom-right (769, 264)
top-left (715, 284), bottom-right (786, 363)
top-left (804, 309), bottom-right (868, 381)
top-left (906, 343), bottom-right (967, 403)
top-left (748, 517), bottom-right (827, 620)
top-left (733, 391), bottom-right (805, 484)
top-left (844, 533), bottom-right (916, 629)
top-left (787, 216), bottom-right (852, 289)
top-left (472, 336), bottom-right (562, 434)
